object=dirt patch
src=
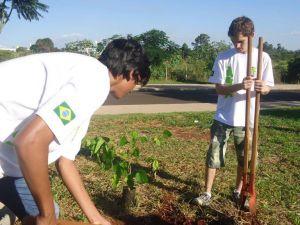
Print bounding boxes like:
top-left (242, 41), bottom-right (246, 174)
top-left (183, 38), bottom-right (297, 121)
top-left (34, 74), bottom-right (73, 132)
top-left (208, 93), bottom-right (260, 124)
top-left (133, 119), bottom-right (164, 129)
top-left (155, 194), bottom-right (261, 225)
top-left (170, 127), bottom-right (210, 142)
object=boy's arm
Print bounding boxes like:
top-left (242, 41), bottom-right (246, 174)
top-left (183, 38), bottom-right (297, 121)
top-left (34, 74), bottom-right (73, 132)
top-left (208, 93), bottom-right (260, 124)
top-left (15, 116), bottom-right (57, 225)
top-left (215, 76), bottom-right (254, 95)
top-left (254, 79), bottom-right (272, 95)
top-left (55, 157), bottom-right (111, 225)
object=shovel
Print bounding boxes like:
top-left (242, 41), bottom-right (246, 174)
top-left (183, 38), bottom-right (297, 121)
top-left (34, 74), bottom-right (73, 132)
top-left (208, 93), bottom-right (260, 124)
top-left (240, 35), bottom-right (253, 210)
top-left (248, 37), bottom-right (264, 214)
top-left (240, 37), bottom-right (264, 215)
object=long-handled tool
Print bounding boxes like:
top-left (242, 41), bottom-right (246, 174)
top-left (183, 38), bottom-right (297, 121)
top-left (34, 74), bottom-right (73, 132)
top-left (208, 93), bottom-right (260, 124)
top-left (240, 35), bottom-right (253, 210)
top-left (240, 37), bottom-right (264, 215)
top-left (248, 37), bottom-right (264, 214)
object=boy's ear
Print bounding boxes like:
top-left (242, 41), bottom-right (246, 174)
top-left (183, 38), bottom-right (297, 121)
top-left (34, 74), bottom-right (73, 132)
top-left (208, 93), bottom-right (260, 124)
top-left (129, 70), bottom-right (135, 79)
top-left (129, 69), bottom-right (139, 83)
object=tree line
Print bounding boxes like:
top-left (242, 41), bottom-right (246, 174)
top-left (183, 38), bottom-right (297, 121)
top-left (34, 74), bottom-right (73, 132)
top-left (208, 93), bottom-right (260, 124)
top-left (0, 0), bottom-right (299, 83)
top-left (1, 30), bottom-right (299, 84)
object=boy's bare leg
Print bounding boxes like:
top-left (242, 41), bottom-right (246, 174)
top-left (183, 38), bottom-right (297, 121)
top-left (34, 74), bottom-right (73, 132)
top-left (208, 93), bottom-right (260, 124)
top-left (205, 167), bottom-right (216, 193)
top-left (236, 166), bottom-right (243, 192)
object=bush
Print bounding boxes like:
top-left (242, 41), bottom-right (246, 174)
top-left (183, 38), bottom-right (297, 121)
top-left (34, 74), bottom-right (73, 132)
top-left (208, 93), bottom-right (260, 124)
top-left (287, 57), bottom-right (300, 84)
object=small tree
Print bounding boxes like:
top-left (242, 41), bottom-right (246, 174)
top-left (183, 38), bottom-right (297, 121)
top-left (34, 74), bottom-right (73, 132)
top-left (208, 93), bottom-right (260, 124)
top-left (83, 130), bottom-right (172, 193)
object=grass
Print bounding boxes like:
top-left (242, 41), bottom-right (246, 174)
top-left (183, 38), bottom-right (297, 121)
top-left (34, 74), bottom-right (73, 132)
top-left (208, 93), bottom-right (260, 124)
top-left (49, 107), bottom-right (300, 225)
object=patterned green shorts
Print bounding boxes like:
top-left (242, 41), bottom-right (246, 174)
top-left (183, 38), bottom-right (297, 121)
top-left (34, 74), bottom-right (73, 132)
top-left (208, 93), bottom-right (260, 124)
top-left (206, 120), bottom-right (253, 168)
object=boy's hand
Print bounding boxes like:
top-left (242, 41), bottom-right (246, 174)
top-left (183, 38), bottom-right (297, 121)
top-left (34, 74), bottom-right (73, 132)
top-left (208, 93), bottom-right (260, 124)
top-left (36, 214), bottom-right (57, 225)
top-left (22, 215), bottom-right (57, 225)
top-left (254, 79), bottom-right (271, 95)
top-left (241, 76), bottom-right (254, 90)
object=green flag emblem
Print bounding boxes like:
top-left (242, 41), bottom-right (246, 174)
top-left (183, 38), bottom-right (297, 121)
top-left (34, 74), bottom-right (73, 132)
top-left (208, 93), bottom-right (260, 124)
top-left (54, 102), bottom-right (76, 125)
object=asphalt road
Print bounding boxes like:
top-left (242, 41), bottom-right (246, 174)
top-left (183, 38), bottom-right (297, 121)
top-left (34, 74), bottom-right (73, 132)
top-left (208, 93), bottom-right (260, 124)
top-left (97, 84), bottom-right (300, 114)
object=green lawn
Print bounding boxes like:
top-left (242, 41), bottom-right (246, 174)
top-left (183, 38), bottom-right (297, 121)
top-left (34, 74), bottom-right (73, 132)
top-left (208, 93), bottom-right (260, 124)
top-left (50, 107), bottom-right (300, 225)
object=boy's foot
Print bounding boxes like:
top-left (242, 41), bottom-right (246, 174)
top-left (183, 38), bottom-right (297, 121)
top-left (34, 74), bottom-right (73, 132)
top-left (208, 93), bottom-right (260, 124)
top-left (193, 193), bottom-right (211, 206)
top-left (232, 190), bottom-right (240, 204)
top-left (232, 191), bottom-right (249, 209)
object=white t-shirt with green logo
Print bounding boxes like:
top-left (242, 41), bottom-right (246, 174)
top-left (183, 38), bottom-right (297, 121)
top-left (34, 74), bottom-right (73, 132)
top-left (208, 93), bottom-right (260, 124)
top-left (209, 48), bottom-right (274, 127)
top-left (0, 52), bottom-right (110, 177)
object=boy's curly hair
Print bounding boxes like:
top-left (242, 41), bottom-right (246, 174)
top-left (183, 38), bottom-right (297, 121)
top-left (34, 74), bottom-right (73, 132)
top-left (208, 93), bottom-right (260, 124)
top-left (228, 16), bottom-right (254, 37)
top-left (98, 38), bottom-right (150, 86)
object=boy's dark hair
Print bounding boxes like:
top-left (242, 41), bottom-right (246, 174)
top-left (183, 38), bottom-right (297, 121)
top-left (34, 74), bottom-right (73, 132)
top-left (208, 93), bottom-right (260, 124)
top-left (99, 38), bottom-right (150, 86)
top-left (228, 16), bottom-right (254, 37)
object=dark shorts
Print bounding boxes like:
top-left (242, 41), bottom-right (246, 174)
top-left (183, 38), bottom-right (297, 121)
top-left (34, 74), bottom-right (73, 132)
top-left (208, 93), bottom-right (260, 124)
top-left (0, 176), bottom-right (59, 220)
top-left (206, 120), bottom-right (253, 168)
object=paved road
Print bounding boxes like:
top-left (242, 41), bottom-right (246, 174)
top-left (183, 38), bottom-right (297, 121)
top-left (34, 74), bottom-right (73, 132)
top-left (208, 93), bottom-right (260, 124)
top-left (96, 84), bottom-right (300, 115)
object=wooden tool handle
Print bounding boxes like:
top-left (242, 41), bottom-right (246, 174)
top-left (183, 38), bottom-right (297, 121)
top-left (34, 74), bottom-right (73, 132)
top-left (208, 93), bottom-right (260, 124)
top-left (243, 35), bottom-right (253, 178)
top-left (250, 37), bottom-right (264, 186)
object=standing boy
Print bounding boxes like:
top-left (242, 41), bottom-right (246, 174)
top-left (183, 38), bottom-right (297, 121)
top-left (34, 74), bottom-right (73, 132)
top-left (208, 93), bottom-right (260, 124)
top-left (0, 38), bottom-right (150, 225)
top-left (194, 16), bottom-right (274, 206)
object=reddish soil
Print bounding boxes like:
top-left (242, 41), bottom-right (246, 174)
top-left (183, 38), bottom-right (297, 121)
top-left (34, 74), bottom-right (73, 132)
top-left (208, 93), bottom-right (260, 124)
top-left (115, 194), bottom-right (261, 225)
top-left (170, 127), bottom-right (210, 141)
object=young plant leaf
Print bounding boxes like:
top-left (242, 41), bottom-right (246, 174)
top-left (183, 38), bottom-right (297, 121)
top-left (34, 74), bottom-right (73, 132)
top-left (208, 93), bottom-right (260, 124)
top-left (135, 170), bottom-right (149, 184)
top-left (112, 174), bottom-right (120, 188)
top-left (163, 130), bottom-right (172, 138)
top-left (131, 130), bottom-right (139, 140)
top-left (119, 136), bottom-right (129, 146)
top-left (154, 137), bottom-right (161, 146)
top-left (126, 174), bottom-right (135, 190)
top-left (152, 159), bottom-right (159, 172)
top-left (140, 136), bottom-right (148, 143)
top-left (131, 147), bottom-right (140, 158)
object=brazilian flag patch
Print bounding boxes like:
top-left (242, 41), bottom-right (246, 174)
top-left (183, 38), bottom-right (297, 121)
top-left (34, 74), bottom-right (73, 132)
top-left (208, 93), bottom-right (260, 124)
top-left (54, 101), bottom-right (76, 125)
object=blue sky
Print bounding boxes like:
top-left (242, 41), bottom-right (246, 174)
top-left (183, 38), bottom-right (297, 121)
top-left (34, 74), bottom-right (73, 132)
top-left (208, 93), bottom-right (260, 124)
top-left (0, 0), bottom-right (299, 50)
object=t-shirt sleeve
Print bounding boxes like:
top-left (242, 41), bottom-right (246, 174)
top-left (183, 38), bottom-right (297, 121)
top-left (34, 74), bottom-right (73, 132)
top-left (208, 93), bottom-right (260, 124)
top-left (48, 120), bottom-right (90, 163)
top-left (208, 54), bottom-right (224, 84)
top-left (262, 53), bottom-right (275, 87)
top-left (36, 66), bottom-right (109, 144)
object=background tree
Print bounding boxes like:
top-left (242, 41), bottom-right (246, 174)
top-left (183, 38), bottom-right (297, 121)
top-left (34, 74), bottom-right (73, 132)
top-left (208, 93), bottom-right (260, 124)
top-left (264, 41), bottom-right (298, 83)
top-left (0, 27), bottom-right (298, 83)
top-left (16, 46), bottom-right (31, 56)
top-left (135, 29), bottom-right (179, 65)
top-left (287, 57), bottom-right (300, 84)
top-left (64, 39), bottom-right (97, 56)
top-left (181, 43), bottom-right (191, 60)
top-left (96, 41), bottom-right (104, 54)
top-left (0, 0), bottom-right (48, 32)
top-left (190, 34), bottom-right (229, 82)
top-left (135, 29), bottom-right (179, 79)
top-left (30, 38), bottom-right (56, 53)
top-left (0, 49), bottom-right (16, 61)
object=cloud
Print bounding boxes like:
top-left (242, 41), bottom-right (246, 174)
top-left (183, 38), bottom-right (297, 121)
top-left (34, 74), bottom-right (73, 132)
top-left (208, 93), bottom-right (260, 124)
top-left (53, 33), bottom-right (85, 48)
top-left (290, 31), bottom-right (300, 36)
top-left (60, 33), bottom-right (84, 39)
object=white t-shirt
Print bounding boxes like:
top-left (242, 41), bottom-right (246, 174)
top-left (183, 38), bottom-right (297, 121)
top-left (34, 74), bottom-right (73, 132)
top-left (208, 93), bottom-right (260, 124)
top-left (209, 48), bottom-right (274, 127)
top-left (0, 52), bottom-right (110, 177)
